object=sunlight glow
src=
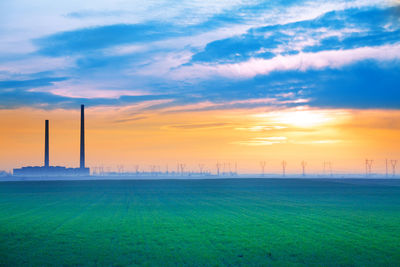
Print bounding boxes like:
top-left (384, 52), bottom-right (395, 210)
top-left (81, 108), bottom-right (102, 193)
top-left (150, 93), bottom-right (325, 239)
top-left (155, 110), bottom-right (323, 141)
top-left (275, 110), bottom-right (332, 127)
top-left (254, 108), bottom-right (349, 128)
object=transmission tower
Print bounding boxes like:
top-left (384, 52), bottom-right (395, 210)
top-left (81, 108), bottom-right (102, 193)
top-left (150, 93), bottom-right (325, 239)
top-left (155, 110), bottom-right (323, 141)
top-left (235, 162), bottom-right (238, 176)
top-left (216, 162), bottom-right (221, 176)
top-left (323, 161), bottom-right (332, 177)
top-left (134, 165), bottom-right (140, 175)
top-left (328, 162), bottom-right (332, 177)
top-left (301, 161), bottom-right (307, 177)
top-left (365, 159), bottom-right (373, 177)
top-left (179, 163), bottom-right (186, 176)
top-left (117, 165), bottom-right (124, 175)
top-left (282, 160), bottom-right (287, 177)
top-left (198, 164), bottom-right (205, 174)
top-left (99, 165), bottom-right (104, 176)
top-left (391, 160), bottom-right (397, 177)
top-left (260, 161), bottom-right (266, 177)
top-left (386, 159), bottom-right (388, 177)
top-left (149, 165), bottom-right (156, 175)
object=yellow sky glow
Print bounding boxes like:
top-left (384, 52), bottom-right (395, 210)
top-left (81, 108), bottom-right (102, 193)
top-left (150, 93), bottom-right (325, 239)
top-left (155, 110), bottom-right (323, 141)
top-left (0, 106), bottom-right (399, 174)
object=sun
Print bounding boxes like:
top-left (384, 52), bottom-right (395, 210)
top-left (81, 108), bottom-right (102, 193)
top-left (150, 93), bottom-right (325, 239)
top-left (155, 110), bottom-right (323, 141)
top-left (254, 108), bottom-right (348, 128)
top-left (277, 110), bottom-right (333, 127)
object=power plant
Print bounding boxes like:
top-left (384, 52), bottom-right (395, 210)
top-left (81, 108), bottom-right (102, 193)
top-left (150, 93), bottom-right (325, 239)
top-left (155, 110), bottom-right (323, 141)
top-left (13, 105), bottom-right (90, 176)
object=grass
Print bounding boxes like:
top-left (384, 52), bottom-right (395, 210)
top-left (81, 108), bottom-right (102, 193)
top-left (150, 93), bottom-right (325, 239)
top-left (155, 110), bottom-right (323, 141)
top-left (0, 178), bottom-right (399, 266)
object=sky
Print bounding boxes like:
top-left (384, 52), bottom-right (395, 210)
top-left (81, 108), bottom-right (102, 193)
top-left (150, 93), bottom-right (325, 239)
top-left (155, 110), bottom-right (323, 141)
top-left (0, 0), bottom-right (399, 175)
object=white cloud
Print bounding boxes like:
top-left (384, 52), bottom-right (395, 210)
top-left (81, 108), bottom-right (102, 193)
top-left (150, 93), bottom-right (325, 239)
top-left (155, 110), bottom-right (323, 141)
top-left (0, 0), bottom-right (393, 58)
top-left (48, 88), bottom-right (150, 99)
top-left (30, 78), bottom-right (155, 99)
top-left (253, 107), bottom-right (351, 128)
top-left (161, 97), bottom-right (300, 112)
top-left (235, 125), bottom-right (287, 131)
top-left (291, 139), bottom-right (342, 144)
top-left (260, 0), bottom-right (393, 27)
top-left (171, 43), bottom-right (400, 79)
top-left (232, 136), bottom-right (287, 146)
top-left (258, 136), bottom-right (287, 140)
top-left (0, 56), bottom-right (76, 74)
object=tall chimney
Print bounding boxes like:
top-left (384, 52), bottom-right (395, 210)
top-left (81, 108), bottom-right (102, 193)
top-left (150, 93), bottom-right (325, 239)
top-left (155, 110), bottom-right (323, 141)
top-left (80, 105), bottom-right (85, 169)
top-left (44, 120), bottom-right (49, 167)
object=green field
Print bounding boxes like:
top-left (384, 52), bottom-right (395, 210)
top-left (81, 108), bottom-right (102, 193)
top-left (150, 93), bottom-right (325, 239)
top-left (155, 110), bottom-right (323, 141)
top-left (0, 178), bottom-right (399, 266)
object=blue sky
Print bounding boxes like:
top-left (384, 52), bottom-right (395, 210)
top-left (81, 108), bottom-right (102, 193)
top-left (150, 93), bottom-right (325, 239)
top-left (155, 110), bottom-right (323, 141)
top-left (0, 0), bottom-right (399, 111)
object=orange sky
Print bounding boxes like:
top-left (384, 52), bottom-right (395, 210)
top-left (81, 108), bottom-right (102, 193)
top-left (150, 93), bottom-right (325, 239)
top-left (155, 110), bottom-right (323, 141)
top-left (0, 106), bottom-right (399, 175)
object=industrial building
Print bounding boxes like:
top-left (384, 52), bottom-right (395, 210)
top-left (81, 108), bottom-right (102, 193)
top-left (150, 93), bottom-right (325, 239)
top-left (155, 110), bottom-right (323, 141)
top-left (13, 105), bottom-right (90, 176)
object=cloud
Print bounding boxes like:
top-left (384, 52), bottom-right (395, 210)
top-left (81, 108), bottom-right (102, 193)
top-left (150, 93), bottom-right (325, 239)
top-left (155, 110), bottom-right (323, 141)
top-left (0, 77), bottom-right (68, 89)
top-left (291, 139), bottom-right (342, 144)
top-left (33, 9), bottom-right (257, 58)
top-left (161, 97), bottom-right (298, 113)
top-left (232, 136), bottom-right (287, 146)
top-left (66, 10), bottom-right (131, 19)
top-left (0, 76), bottom-right (175, 109)
top-left (308, 62), bottom-right (400, 109)
top-left (113, 116), bottom-right (148, 123)
top-left (34, 23), bottom-right (182, 56)
top-left (1, 1), bottom-right (400, 112)
top-left (188, 6), bottom-right (400, 65)
top-left (0, 56), bottom-right (76, 75)
top-left (340, 110), bottom-right (400, 130)
top-left (235, 125), bottom-right (288, 131)
top-left (165, 122), bottom-right (232, 130)
top-left (174, 43), bottom-right (400, 79)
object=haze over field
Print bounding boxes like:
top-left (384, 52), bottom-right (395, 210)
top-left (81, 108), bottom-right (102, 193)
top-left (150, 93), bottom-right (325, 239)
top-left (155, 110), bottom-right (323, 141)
top-left (0, 0), bottom-right (399, 174)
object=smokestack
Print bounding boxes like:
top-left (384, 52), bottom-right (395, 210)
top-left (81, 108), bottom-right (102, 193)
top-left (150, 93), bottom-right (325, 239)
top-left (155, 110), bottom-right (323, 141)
top-left (80, 105), bottom-right (85, 169)
top-left (44, 120), bottom-right (49, 167)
